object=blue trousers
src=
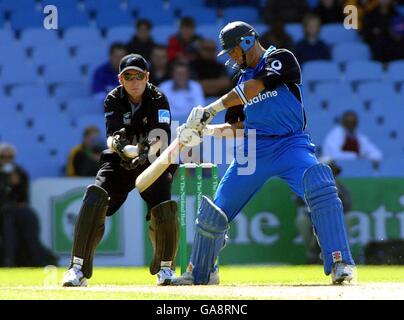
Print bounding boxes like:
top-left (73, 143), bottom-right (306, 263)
top-left (214, 133), bottom-right (318, 222)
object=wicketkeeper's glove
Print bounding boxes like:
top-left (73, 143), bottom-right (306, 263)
top-left (120, 137), bottom-right (150, 171)
top-left (111, 128), bottom-right (131, 161)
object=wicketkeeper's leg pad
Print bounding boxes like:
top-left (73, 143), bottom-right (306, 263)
top-left (303, 163), bottom-right (355, 275)
top-left (71, 184), bottom-right (109, 278)
top-left (148, 200), bottom-right (179, 275)
top-left (190, 196), bottom-right (229, 284)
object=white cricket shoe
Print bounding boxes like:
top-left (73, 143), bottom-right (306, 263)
top-left (157, 268), bottom-right (175, 286)
top-left (171, 268), bottom-right (220, 286)
top-left (62, 267), bottom-right (87, 287)
top-left (331, 262), bottom-right (355, 285)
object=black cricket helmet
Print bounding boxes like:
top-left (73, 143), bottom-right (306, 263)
top-left (218, 21), bottom-right (258, 57)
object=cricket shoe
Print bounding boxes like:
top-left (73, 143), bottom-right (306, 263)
top-left (171, 266), bottom-right (220, 286)
top-left (62, 267), bottom-right (87, 287)
top-left (157, 268), bottom-right (175, 286)
top-left (331, 262), bottom-right (355, 285)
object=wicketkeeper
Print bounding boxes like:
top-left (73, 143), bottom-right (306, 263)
top-left (62, 54), bottom-right (178, 287)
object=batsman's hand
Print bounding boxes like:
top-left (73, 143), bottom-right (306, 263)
top-left (186, 105), bottom-right (216, 132)
top-left (177, 124), bottom-right (202, 147)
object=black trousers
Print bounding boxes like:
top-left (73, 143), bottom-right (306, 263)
top-left (95, 151), bottom-right (177, 219)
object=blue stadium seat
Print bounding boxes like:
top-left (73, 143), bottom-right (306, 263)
top-left (1, 63), bottom-right (38, 86)
top-left (0, 0), bottom-right (37, 13)
top-left (285, 23), bottom-right (304, 42)
top-left (0, 99), bottom-right (20, 118)
top-left (32, 44), bottom-right (72, 67)
top-left (138, 7), bottom-right (176, 25)
top-left (84, 0), bottom-right (124, 12)
top-left (74, 115), bottom-right (106, 138)
top-left (0, 12), bottom-right (4, 28)
top-left (320, 23), bottom-right (359, 45)
top-left (65, 97), bottom-right (104, 118)
top-left (327, 96), bottom-right (366, 120)
top-left (314, 82), bottom-right (354, 105)
top-left (303, 61), bottom-right (341, 83)
top-left (10, 10), bottom-right (44, 30)
top-left (386, 60), bottom-right (404, 84)
top-left (75, 43), bottom-right (109, 70)
top-left (180, 7), bottom-right (217, 25)
top-left (20, 98), bottom-right (63, 118)
top-left (95, 9), bottom-right (133, 29)
top-left (0, 29), bottom-right (15, 44)
top-left (338, 159), bottom-right (375, 177)
top-left (305, 110), bottom-right (336, 145)
top-left (56, 8), bottom-right (91, 28)
top-left (152, 24), bottom-right (178, 45)
top-left (0, 46), bottom-right (27, 67)
top-left (345, 61), bottom-right (384, 83)
top-left (106, 26), bottom-right (134, 45)
top-left (127, 0), bottom-right (165, 11)
top-left (20, 28), bottom-right (60, 49)
top-left (332, 42), bottom-right (371, 63)
top-left (378, 157), bottom-right (404, 176)
top-left (11, 85), bottom-right (49, 99)
top-left (357, 82), bottom-right (398, 104)
top-left (43, 63), bottom-right (83, 85)
top-left (54, 83), bottom-right (90, 100)
top-left (40, 0), bottom-right (80, 10)
top-left (222, 6), bottom-right (260, 25)
top-left (63, 27), bottom-right (103, 48)
top-left (169, 0), bottom-right (205, 11)
top-left (196, 24), bottom-right (222, 45)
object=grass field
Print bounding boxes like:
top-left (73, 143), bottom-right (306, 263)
top-left (0, 265), bottom-right (403, 300)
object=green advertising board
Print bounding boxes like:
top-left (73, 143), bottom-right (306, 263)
top-left (144, 176), bottom-right (404, 266)
top-left (52, 187), bottom-right (122, 255)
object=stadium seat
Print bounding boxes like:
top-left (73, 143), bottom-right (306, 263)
top-left (32, 44), bottom-right (72, 68)
top-left (169, 0), bottom-right (205, 11)
top-left (0, 14), bottom-right (4, 28)
top-left (127, 0), bottom-right (165, 11)
top-left (84, 0), bottom-right (124, 13)
top-left (152, 24), bottom-right (178, 45)
top-left (326, 95), bottom-right (365, 121)
top-left (344, 61), bottom-right (384, 83)
top-left (95, 9), bottom-right (134, 29)
top-left (20, 28), bottom-right (60, 49)
top-left (0, 46), bottom-right (27, 67)
top-left (10, 10), bottom-right (44, 31)
top-left (0, 99), bottom-right (20, 118)
top-left (74, 115), bottom-right (107, 138)
top-left (40, 0), bottom-right (80, 11)
top-left (0, 29), bottom-right (15, 44)
top-left (386, 60), bottom-right (404, 84)
top-left (54, 83), bottom-right (90, 100)
top-left (222, 6), bottom-right (260, 25)
top-left (314, 82), bottom-right (354, 105)
top-left (338, 159), bottom-right (375, 177)
top-left (320, 23), bottom-right (359, 45)
top-left (305, 110), bottom-right (336, 145)
top-left (64, 97), bottom-right (104, 118)
top-left (303, 61), bottom-right (341, 83)
top-left (20, 98), bottom-right (63, 118)
top-left (43, 63), bottom-right (83, 85)
top-left (56, 8), bottom-right (91, 28)
top-left (106, 26), bottom-right (134, 45)
top-left (1, 63), bottom-right (38, 87)
top-left (0, 0), bottom-right (37, 13)
top-left (10, 85), bottom-right (49, 99)
top-left (63, 27), bottom-right (103, 49)
top-left (138, 7), bottom-right (176, 26)
top-left (357, 83), bottom-right (398, 104)
top-left (332, 42), bottom-right (371, 63)
top-left (75, 43), bottom-right (109, 71)
top-left (285, 23), bottom-right (304, 42)
top-left (378, 157), bottom-right (404, 176)
top-left (180, 7), bottom-right (217, 25)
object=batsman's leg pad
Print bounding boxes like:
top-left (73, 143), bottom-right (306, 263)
top-left (303, 164), bottom-right (354, 275)
top-left (191, 196), bottom-right (229, 284)
top-left (71, 184), bottom-right (109, 278)
top-left (149, 200), bottom-right (179, 275)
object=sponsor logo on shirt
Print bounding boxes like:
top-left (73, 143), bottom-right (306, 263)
top-left (158, 109), bottom-right (170, 124)
top-left (246, 90), bottom-right (278, 106)
top-left (123, 112), bottom-right (132, 125)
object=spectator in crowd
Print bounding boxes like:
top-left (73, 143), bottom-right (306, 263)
top-left (92, 43), bottom-right (127, 101)
top-left (263, 0), bottom-right (309, 24)
top-left (260, 18), bottom-right (294, 50)
top-left (314, 0), bottom-right (345, 24)
top-left (192, 39), bottom-right (231, 98)
top-left (149, 45), bottom-right (171, 86)
top-left (66, 126), bottom-right (104, 177)
top-left (126, 19), bottom-right (156, 61)
top-left (167, 17), bottom-right (202, 63)
top-left (362, 0), bottom-right (404, 62)
top-left (323, 110), bottom-right (383, 170)
top-left (344, 0), bottom-right (380, 30)
top-left (295, 158), bottom-right (352, 264)
top-left (0, 143), bottom-right (57, 267)
top-left (159, 61), bottom-right (205, 122)
top-left (295, 14), bottom-right (331, 64)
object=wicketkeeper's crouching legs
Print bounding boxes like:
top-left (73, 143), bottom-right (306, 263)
top-left (303, 163), bottom-right (355, 276)
top-left (69, 184), bottom-right (109, 279)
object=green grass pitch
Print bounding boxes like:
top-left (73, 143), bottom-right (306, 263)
top-left (0, 265), bottom-right (403, 300)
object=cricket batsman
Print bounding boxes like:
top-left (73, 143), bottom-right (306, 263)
top-left (173, 21), bottom-right (355, 285)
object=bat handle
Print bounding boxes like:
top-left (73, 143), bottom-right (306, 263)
top-left (201, 111), bottom-right (211, 124)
